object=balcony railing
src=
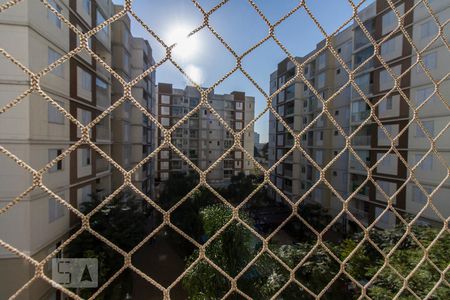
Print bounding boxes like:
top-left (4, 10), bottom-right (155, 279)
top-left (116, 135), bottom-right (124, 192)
top-left (352, 183), bottom-right (369, 197)
top-left (351, 111), bottom-right (370, 123)
top-left (285, 106), bottom-right (294, 115)
top-left (284, 168), bottom-right (293, 178)
top-left (349, 158), bottom-right (369, 171)
top-left (352, 135), bottom-right (371, 146)
top-left (96, 158), bottom-right (110, 173)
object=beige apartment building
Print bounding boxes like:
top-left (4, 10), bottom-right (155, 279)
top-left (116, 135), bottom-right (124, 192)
top-left (269, 0), bottom-right (450, 229)
top-left (348, 0), bottom-right (450, 229)
top-left (156, 83), bottom-right (255, 188)
top-left (111, 4), bottom-right (156, 198)
top-left (268, 27), bottom-right (353, 217)
top-left (0, 1), bottom-right (156, 299)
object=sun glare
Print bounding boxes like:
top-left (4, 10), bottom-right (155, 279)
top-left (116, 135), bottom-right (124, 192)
top-left (167, 25), bottom-right (199, 60)
top-left (185, 64), bottom-right (203, 85)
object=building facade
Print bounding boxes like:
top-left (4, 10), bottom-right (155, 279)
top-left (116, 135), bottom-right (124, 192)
top-left (269, 0), bottom-right (450, 229)
top-left (349, 0), bottom-right (450, 229)
top-left (268, 27), bottom-right (352, 216)
top-left (0, 0), bottom-right (114, 299)
top-left (0, 1), bottom-right (156, 299)
top-left (156, 83), bottom-right (255, 187)
top-left (111, 5), bottom-right (156, 198)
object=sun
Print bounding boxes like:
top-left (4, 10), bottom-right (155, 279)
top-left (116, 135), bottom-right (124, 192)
top-left (166, 25), bottom-right (200, 60)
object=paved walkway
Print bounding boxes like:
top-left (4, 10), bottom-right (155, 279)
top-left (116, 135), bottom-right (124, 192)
top-left (131, 233), bottom-right (188, 300)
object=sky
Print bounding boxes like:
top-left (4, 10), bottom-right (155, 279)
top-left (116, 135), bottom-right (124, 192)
top-left (112, 0), bottom-right (371, 143)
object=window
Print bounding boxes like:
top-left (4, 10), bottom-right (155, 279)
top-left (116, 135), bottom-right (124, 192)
top-left (415, 120), bottom-right (434, 137)
top-left (161, 106), bottom-right (170, 115)
top-left (379, 65), bottom-right (401, 91)
top-left (334, 130), bottom-right (338, 136)
top-left (416, 52), bottom-right (438, 74)
top-left (47, 0), bottom-right (62, 28)
top-left (285, 84), bottom-right (295, 100)
top-left (96, 10), bottom-right (109, 36)
top-left (81, 69), bottom-right (92, 91)
top-left (161, 95), bottom-right (170, 104)
top-left (377, 180), bottom-right (393, 196)
top-left (79, 109), bottom-right (91, 126)
top-left (380, 35), bottom-right (402, 61)
top-left (379, 95), bottom-right (395, 115)
top-left (48, 149), bottom-right (63, 172)
top-left (317, 73), bottom-right (326, 89)
top-left (421, 52), bottom-right (437, 70)
top-left (420, 20), bottom-right (438, 40)
top-left (415, 153), bottom-right (433, 171)
top-left (315, 150), bottom-right (323, 165)
top-left (49, 193), bottom-right (66, 223)
top-left (412, 186), bottom-right (431, 204)
top-left (336, 68), bottom-right (341, 75)
top-left (96, 78), bottom-right (108, 90)
top-left (381, 38), bottom-right (395, 55)
top-left (319, 131), bottom-right (324, 140)
top-left (96, 78), bottom-right (108, 107)
top-left (83, 0), bottom-right (91, 15)
top-left (382, 10), bottom-right (396, 31)
top-left (378, 124), bottom-right (398, 146)
top-left (386, 96), bottom-right (393, 110)
top-left (48, 100), bottom-right (65, 124)
top-left (335, 110), bottom-right (339, 116)
top-left (414, 86), bottom-right (434, 106)
top-left (381, 4), bottom-right (403, 35)
top-left (376, 153), bottom-right (397, 175)
top-left (48, 48), bottom-right (64, 77)
top-left (81, 148), bottom-right (91, 167)
top-left (318, 53), bottom-right (326, 69)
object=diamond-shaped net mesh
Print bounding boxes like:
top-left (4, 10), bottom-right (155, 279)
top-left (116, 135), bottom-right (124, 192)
top-left (0, 0), bottom-right (449, 299)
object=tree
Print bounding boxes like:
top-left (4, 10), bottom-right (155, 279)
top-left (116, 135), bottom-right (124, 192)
top-left (219, 172), bottom-right (261, 205)
top-left (182, 204), bottom-right (257, 299)
top-left (182, 208), bottom-right (449, 300)
top-left (65, 190), bottom-right (150, 299)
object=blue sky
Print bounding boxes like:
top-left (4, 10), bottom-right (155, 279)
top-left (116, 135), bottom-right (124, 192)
top-left (113, 0), bottom-right (371, 142)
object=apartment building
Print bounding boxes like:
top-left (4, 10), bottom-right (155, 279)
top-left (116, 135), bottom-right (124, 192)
top-left (269, 0), bottom-right (450, 230)
top-left (156, 83), bottom-right (255, 187)
top-left (0, 0), bottom-right (114, 299)
top-left (111, 4), bottom-right (156, 198)
top-left (268, 27), bottom-right (353, 216)
top-left (348, 0), bottom-right (450, 229)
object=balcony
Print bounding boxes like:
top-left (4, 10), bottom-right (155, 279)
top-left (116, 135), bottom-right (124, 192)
top-left (351, 111), bottom-right (370, 123)
top-left (308, 97), bottom-right (317, 112)
top-left (352, 183), bottom-right (369, 198)
top-left (352, 135), bottom-right (371, 146)
top-left (350, 157), bottom-right (370, 172)
top-left (285, 106), bottom-right (294, 115)
top-left (354, 47), bottom-right (375, 71)
top-left (284, 184), bottom-right (292, 194)
top-left (349, 208), bottom-right (369, 226)
top-left (285, 136), bottom-right (294, 147)
top-left (96, 158), bottom-right (110, 173)
top-left (284, 167), bottom-right (293, 178)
